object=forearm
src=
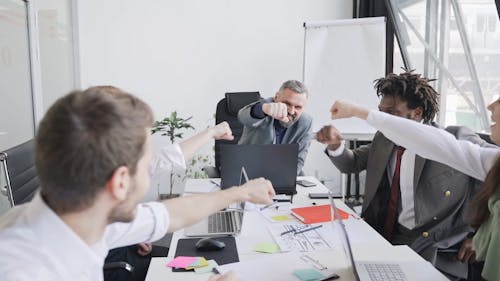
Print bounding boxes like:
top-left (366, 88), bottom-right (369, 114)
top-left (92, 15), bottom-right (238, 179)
top-left (366, 110), bottom-right (493, 180)
top-left (164, 186), bottom-right (248, 232)
top-left (179, 128), bottom-right (214, 160)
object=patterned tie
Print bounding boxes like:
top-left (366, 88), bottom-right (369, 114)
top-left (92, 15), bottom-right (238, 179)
top-left (383, 146), bottom-right (405, 241)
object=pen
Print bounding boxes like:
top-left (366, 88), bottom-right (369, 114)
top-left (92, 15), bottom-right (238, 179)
top-left (210, 179), bottom-right (220, 187)
top-left (259, 203), bottom-right (277, 211)
top-left (294, 224), bottom-right (323, 235)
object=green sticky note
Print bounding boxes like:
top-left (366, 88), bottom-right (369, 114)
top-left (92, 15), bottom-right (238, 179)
top-left (254, 242), bottom-right (280, 253)
top-left (271, 215), bottom-right (292, 221)
top-left (293, 269), bottom-right (325, 281)
top-left (194, 260), bottom-right (218, 274)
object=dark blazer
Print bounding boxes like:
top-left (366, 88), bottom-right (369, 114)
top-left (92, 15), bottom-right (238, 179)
top-left (328, 124), bottom-right (494, 279)
top-left (238, 98), bottom-right (313, 175)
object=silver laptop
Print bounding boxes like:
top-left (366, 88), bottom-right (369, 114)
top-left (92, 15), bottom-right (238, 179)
top-left (184, 167), bottom-right (249, 237)
top-left (327, 194), bottom-right (449, 281)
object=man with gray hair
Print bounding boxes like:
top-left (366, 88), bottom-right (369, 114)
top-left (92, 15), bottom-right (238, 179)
top-left (238, 80), bottom-right (313, 175)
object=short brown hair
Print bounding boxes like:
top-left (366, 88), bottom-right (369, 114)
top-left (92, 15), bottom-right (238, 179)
top-left (35, 86), bottom-right (154, 214)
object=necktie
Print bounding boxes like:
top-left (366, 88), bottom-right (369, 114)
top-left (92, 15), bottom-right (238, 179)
top-left (383, 146), bottom-right (405, 241)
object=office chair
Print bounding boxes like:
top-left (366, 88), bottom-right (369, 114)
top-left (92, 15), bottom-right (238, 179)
top-left (203, 91), bottom-right (261, 178)
top-left (0, 139), bottom-right (135, 276)
top-left (0, 139), bottom-right (38, 206)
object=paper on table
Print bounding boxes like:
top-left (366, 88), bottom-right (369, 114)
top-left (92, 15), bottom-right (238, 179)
top-left (267, 223), bottom-right (338, 252)
top-left (293, 268), bottom-right (325, 281)
top-left (186, 257), bottom-right (209, 269)
top-left (254, 242), bottom-right (280, 253)
top-left (259, 202), bottom-right (294, 223)
top-left (195, 260), bottom-right (219, 274)
top-left (166, 256), bottom-right (198, 268)
top-left (216, 252), bottom-right (338, 281)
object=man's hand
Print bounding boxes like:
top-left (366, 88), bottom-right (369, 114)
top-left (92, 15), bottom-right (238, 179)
top-left (240, 178), bottom-right (275, 205)
top-left (137, 242), bottom-right (153, 256)
top-left (316, 125), bottom-right (344, 150)
top-left (208, 271), bottom-right (240, 281)
top-left (262, 102), bottom-right (290, 123)
top-left (457, 238), bottom-right (476, 263)
top-left (210, 122), bottom-right (234, 141)
top-left (330, 100), bottom-right (369, 120)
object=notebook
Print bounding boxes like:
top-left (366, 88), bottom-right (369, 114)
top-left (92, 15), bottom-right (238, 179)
top-left (184, 167), bottom-right (249, 237)
top-left (327, 193), bottom-right (449, 281)
top-left (291, 204), bottom-right (349, 224)
top-left (219, 144), bottom-right (298, 194)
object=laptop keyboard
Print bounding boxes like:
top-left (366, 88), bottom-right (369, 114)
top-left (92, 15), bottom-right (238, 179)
top-left (208, 211), bottom-right (237, 233)
top-left (362, 263), bottom-right (407, 281)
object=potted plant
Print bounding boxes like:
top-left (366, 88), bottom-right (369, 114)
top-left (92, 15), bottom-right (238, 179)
top-left (151, 111), bottom-right (194, 199)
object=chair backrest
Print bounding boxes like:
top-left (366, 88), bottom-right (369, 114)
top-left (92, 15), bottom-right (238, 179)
top-left (0, 139), bottom-right (38, 207)
top-left (214, 92), bottom-right (261, 170)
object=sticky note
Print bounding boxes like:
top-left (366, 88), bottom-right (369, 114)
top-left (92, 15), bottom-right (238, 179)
top-left (254, 242), bottom-right (280, 253)
top-left (271, 215), bottom-right (292, 221)
top-left (187, 257), bottom-right (209, 269)
top-left (293, 269), bottom-right (325, 281)
top-left (166, 256), bottom-right (198, 268)
top-left (195, 260), bottom-right (219, 274)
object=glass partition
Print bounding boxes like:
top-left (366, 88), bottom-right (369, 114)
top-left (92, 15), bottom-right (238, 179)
top-left (390, 0), bottom-right (500, 132)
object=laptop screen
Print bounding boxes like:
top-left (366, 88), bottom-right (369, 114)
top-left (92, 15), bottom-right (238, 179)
top-left (220, 144), bottom-right (298, 194)
top-left (328, 193), bottom-right (361, 281)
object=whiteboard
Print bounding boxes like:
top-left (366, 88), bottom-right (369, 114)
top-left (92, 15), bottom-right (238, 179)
top-left (303, 17), bottom-right (386, 134)
top-left (300, 17), bottom-right (385, 185)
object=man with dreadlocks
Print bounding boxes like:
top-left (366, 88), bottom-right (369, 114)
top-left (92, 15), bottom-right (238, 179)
top-left (316, 71), bottom-right (495, 280)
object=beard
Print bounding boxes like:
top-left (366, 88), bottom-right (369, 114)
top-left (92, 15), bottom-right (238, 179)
top-left (108, 178), bottom-right (139, 223)
top-left (279, 114), bottom-right (298, 128)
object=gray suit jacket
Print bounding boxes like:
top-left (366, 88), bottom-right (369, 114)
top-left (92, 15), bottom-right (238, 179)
top-left (328, 124), bottom-right (495, 279)
top-left (238, 98), bottom-right (313, 175)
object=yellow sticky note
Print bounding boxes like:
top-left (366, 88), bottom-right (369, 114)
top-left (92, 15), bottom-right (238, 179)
top-left (186, 257), bottom-right (208, 269)
top-left (254, 242), bottom-right (280, 253)
top-left (271, 215), bottom-right (292, 221)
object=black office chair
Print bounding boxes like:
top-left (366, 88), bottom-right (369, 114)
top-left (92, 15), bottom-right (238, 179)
top-left (0, 139), bottom-right (38, 206)
top-left (203, 91), bottom-right (261, 178)
top-left (0, 139), bottom-right (135, 277)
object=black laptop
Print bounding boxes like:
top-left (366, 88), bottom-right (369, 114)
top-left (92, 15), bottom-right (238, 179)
top-left (219, 144), bottom-right (298, 194)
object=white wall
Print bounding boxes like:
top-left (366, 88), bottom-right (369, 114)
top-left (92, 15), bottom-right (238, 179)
top-left (76, 0), bottom-right (353, 192)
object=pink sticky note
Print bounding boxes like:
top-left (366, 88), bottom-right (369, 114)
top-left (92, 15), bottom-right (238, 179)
top-left (166, 256), bottom-right (198, 268)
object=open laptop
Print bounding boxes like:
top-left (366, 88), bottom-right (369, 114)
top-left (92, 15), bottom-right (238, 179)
top-left (327, 193), bottom-right (449, 281)
top-left (184, 167), bottom-right (249, 237)
top-left (219, 144), bottom-right (298, 194)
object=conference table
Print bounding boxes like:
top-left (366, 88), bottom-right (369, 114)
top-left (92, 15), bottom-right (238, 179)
top-left (145, 177), bottom-right (449, 281)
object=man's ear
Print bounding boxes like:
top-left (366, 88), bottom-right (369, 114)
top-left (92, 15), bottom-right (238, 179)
top-left (274, 91), bottom-right (281, 101)
top-left (412, 107), bottom-right (424, 121)
top-left (106, 166), bottom-right (130, 201)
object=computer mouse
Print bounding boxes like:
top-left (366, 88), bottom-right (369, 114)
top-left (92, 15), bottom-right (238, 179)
top-left (195, 238), bottom-right (226, 251)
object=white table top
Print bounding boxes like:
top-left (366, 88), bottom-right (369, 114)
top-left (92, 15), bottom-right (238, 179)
top-left (145, 177), bottom-right (448, 281)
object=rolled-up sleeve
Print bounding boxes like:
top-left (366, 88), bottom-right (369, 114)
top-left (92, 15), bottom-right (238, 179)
top-left (105, 202), bottom-right (170, 249)
top-left (149, 143), bottom-right (186, 180)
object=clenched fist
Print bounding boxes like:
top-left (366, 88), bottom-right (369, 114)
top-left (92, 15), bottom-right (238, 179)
top-left (316, 125), bottom-right (344, 150)
top-left (262, 102), bottom-right (290, 123)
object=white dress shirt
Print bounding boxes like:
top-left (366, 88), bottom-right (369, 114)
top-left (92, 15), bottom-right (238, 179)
top-left (366, 110), bottom-right (499, 181)
top-left (0, 143), bottom-right (184, 281)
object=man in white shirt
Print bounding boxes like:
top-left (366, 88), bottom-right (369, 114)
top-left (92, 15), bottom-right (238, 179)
top-left (316, 71), bottom-right (492, 280)
top-left (0, 86), bottom-right (275, 281)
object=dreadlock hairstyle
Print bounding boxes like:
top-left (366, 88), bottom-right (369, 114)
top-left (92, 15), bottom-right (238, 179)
top-left (374, 70), bottom-right (440, 124)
